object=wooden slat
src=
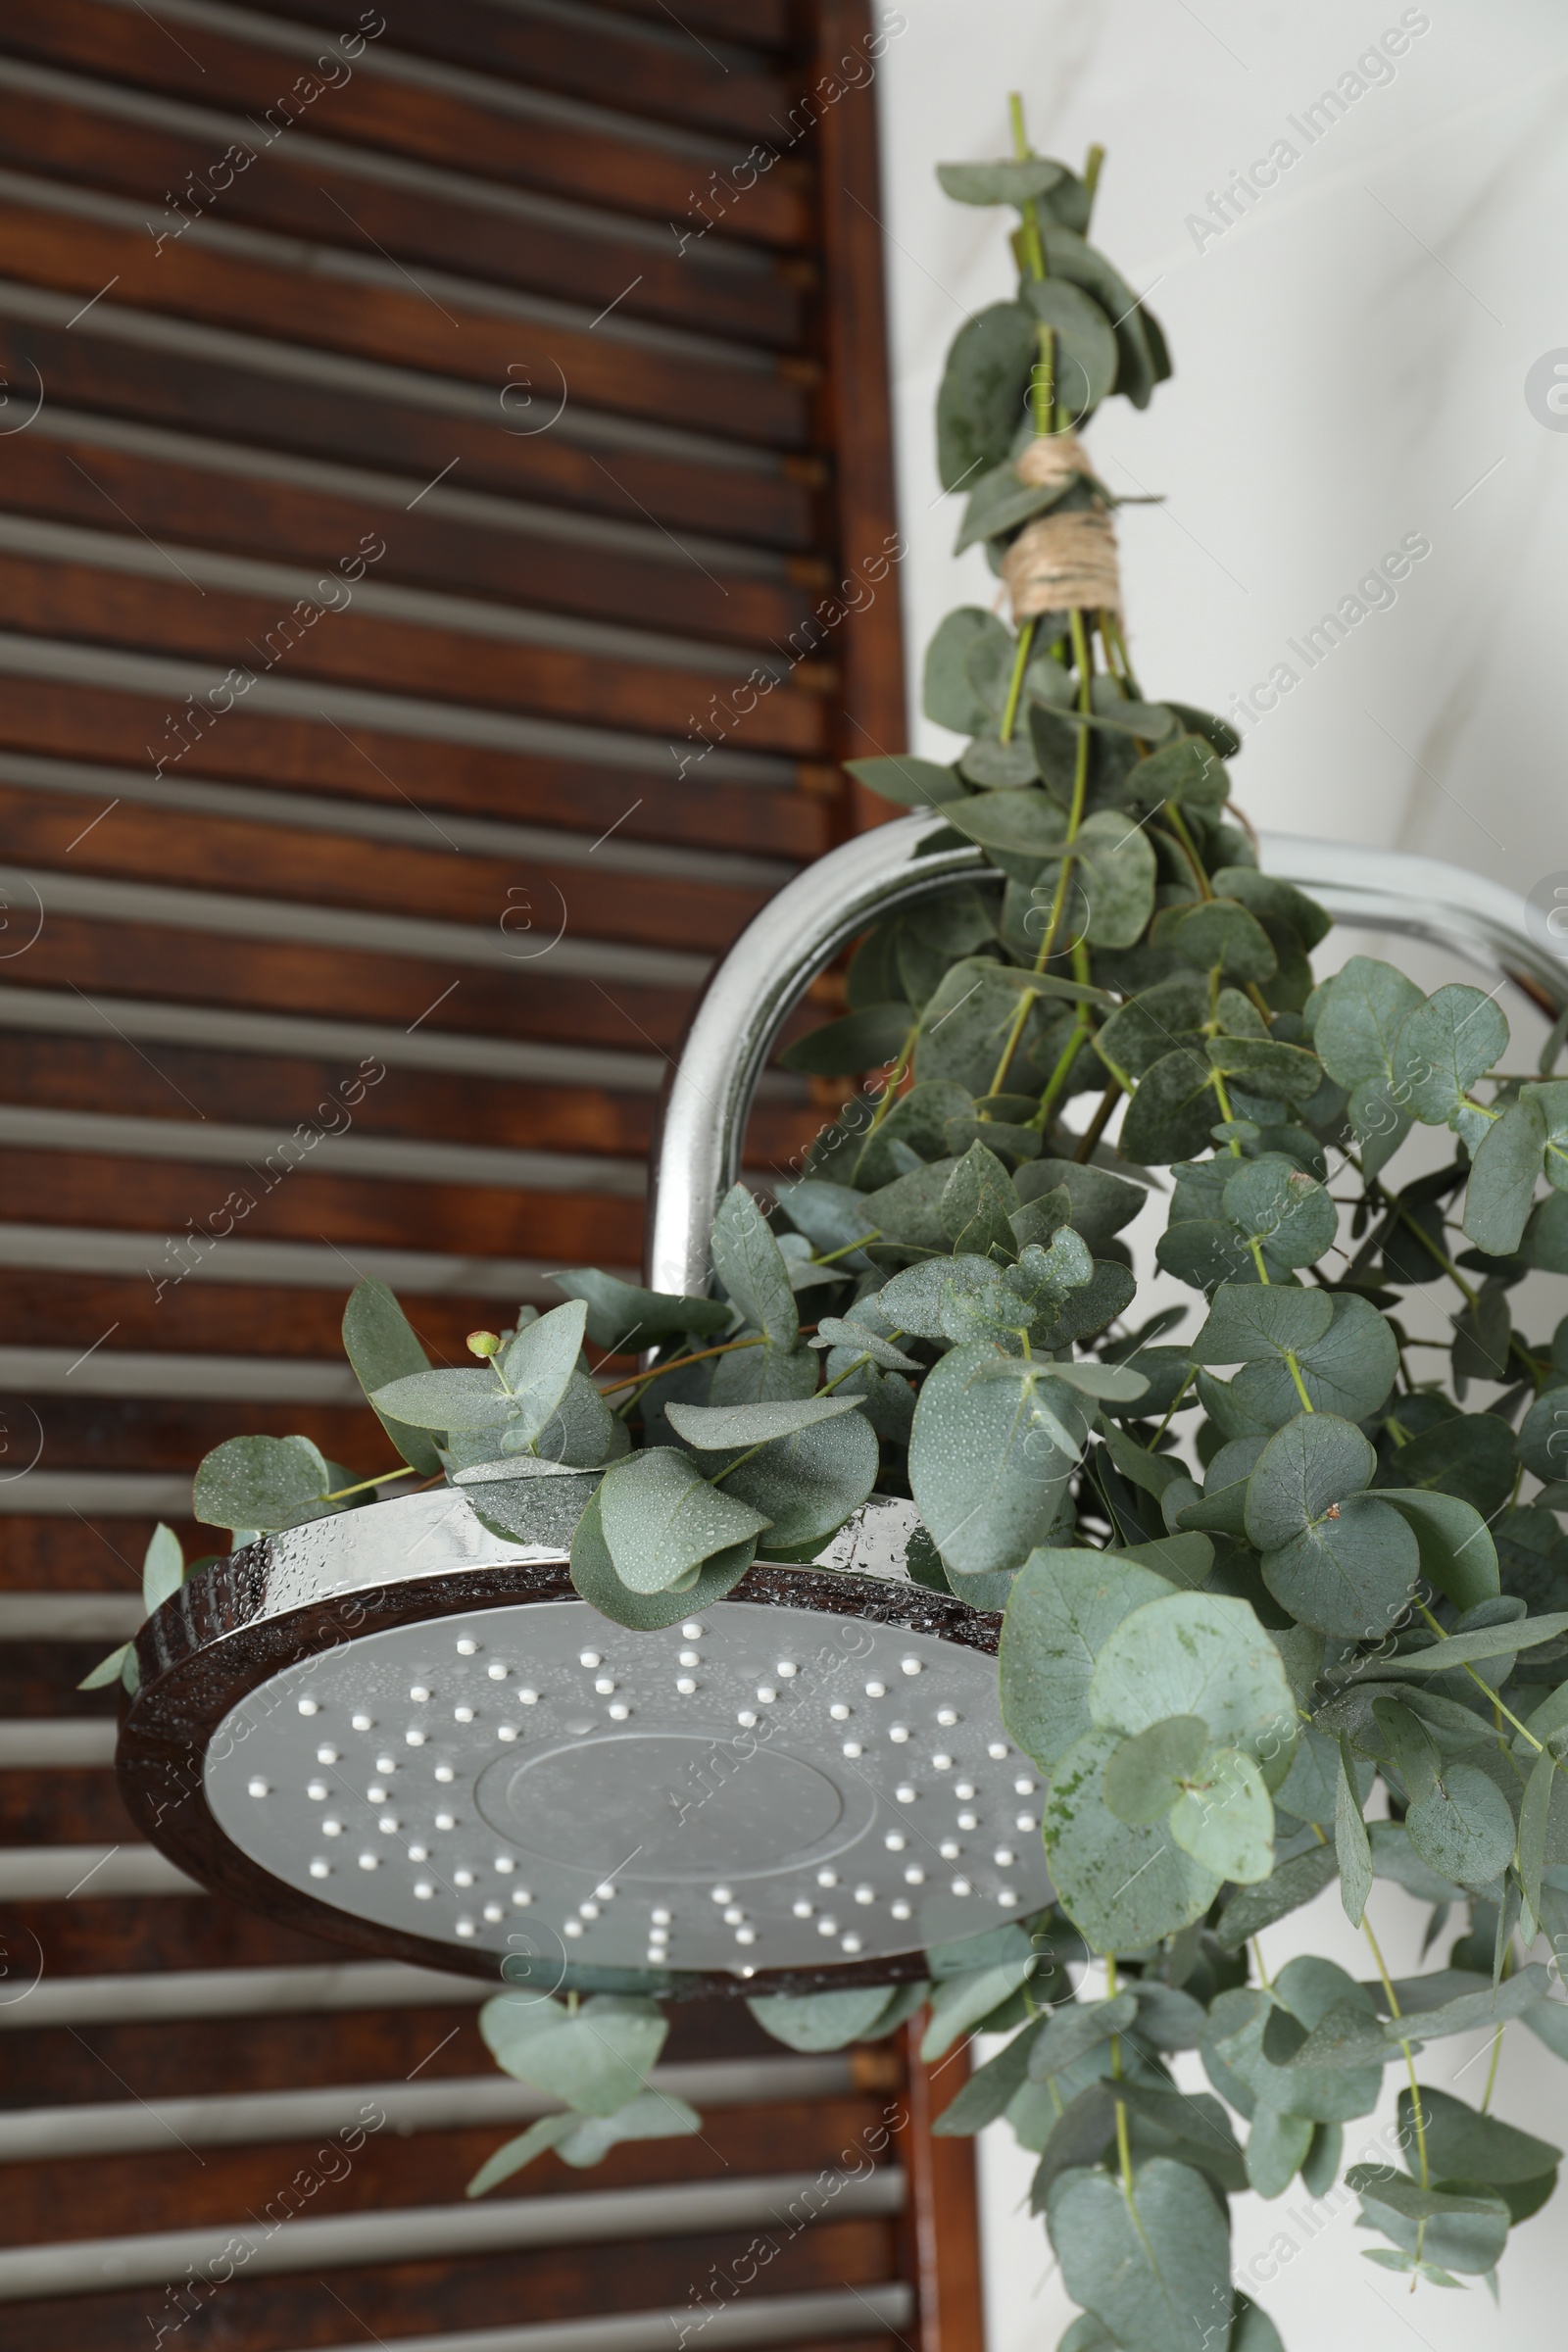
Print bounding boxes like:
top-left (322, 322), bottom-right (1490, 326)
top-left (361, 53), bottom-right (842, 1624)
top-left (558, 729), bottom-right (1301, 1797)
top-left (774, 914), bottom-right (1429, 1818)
top-left (10, 917), bottom-right (701, 1050)
top-left (0, 1038), bottom-right (820, 1170)
top-left (0, 428), bottom-right (819, 650)
top-left (0, 79), bottom-right (808, 350)
top-left (0, 1517), bottom-right (202, 1589)
top-left (0, 782), bottom-right (771, 953)
top-left (288, 0), bottom-right (795, 142)
top-left (0, 1769), bottom-right (135, 1842)
top-left (0, 1148), bottom-right (646, 1262)
top-left (0, 678), bottom-right (827, 858)
top-left (0, 0), bottom-right (812, 245)
top-left (0, 1269), bottom-right (581, 1359)
top-left (0, 2094), bottom-right (894, 2239)
top-left (576, 0), bottom-right (792, 49)
top-left (0, 552), bottom-right (829, 755)
top-left (0, 313), bottom-right (822, 551)
top-left (0, 2221), bottom-right (897, 2352)
top-left (0, 199), bottom-right (811, 449)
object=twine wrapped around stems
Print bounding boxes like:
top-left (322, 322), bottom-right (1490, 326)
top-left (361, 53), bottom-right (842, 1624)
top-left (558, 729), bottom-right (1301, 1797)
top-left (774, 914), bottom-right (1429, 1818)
top-left (1003, 433), bottom-right (1121, 619)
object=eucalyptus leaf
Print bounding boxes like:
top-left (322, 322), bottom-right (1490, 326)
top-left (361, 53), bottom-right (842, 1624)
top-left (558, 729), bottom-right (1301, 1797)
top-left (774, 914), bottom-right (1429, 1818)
top-left (1043, 1725), bottom-right (1222, 1948)
top-left (1047, 2157), bottom-right (1234, 2352)
top-left (710, 1184), bottom-right (798, 1348)
top-left (192, 1432), bottom-right (341, 1534)
top-left (1001, 1547), bottom-right (1176, 1771)
top-left (568, 1487), bottom-right (754, 1630)
top-left (909, 1348), bottom-right (1092, 1576)
top-left (343, 1275), bottom-right (443, 1475)
top-left (480, 1992), bottom-right (667, 2117)
top-left (599, 1447), bottom-right (770, 1593)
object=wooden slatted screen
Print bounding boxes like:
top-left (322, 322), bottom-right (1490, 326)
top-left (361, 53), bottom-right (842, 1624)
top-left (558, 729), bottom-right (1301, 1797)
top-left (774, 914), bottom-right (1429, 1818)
top-left (0, 2), bottom-right (987, 2349)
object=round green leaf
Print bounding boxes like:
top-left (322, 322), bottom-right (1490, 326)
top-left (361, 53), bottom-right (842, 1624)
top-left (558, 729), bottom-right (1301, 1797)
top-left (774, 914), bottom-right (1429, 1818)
top-left (1001, 1548), bottom-right (1176, 1773)
top-left (550, 1268), bottom-right (731, 1354)
top-left (937, 158), bottom-right (1066, 207)
top-left (1044, 1726), bottom-right (1222, 1949)
top-left (1232, 1294), bottom-right (1398, 1427)
top-left (748, 1984), bottom-right (909, 2051)
top-left (343, 1274), bottom-right (443, 1475)
top-left (599, 1448), bottom-right (769, 1593)
top-left (1088, 1591), bottom-right (1298, 1788)
top-left (1222, 1153), bottom-right (1337, 1269)
top-left (480, 1991), bottom-right (666, 2117)
top-left (844, 754), bottom-right (966, 809)
top-left (1393, 984), bottom-right (1509, 1126)
top-left (1046, 2157), bottom-right (1234, 2352)
top-left (1261, 1495), bottom-right (1420, 1641)
top-left (1102, 1714), bottom-right (1208, 1823)
top-left (192, 1433), bottom-right (337, 1534)
top-left (709, 1408), bottom-right (878, 1554)
top-left (1168, 1746), bottom-right (1274, 1883)
top-left (568, 1487), bottom-right (753, 1631)
top-left (1405, 1763), bottom-right (1517, 1888)
top-left (908, 1347), bottom-right (1090, 1577)
top-left (710, 1183), bottom-right (798, 1348)
top-left (777, 1003), bottom-right (912, 1076)
top-left (936, 302), bottom-right (1037, 491)
top-left (1244, 1413), bottom-right (1376, 1551)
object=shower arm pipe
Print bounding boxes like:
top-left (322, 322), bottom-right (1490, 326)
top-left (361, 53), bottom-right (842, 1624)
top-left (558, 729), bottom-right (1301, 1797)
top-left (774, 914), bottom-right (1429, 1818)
top-left (646, 812), bottom-right (1568, 1298)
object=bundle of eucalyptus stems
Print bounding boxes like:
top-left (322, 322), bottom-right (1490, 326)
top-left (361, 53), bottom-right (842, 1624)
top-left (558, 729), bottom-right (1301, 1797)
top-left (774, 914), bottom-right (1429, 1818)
top-left (116, 103), bottom-right (1568, 2352)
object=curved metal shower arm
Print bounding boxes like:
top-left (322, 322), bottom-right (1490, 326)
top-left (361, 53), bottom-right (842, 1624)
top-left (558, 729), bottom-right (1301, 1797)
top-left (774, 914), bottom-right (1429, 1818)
top-left (647, 812), bottom-right (1566, 1298)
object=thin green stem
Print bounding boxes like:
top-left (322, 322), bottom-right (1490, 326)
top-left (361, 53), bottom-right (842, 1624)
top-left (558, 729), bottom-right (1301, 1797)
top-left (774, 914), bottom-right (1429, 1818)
top-left (1075, 1080), bottom-right (1122, 1162)
top-left (1083, 144), bottom-right (1105, 219)
top-left (1008, 92), bottom-right (1048, 280)
top-left (861, 1025), bottom-right (921, 1138)
top-left (1030, 323), bottom-right (1055, 439)
top-left (1029, 1009), bottom-right (1092, 1130)
top-left (320, 1466), bottom-right (418, 1503)
top-left (602, 1334), bottom-right (764, 1400)
top-left (1163, 807), bottom-right (1213, 901)
top-left (999, 616), bottom-right (1038, 743)
top-left (811, 1231), bottom-right (881, 1267)
top-left (1414, 1602), bottom-right (1544, 1749)
top-left (1363, 1915), bottom-right (1430, 2197)
top-left (1150, 1365), bottom-right (1197, 1445)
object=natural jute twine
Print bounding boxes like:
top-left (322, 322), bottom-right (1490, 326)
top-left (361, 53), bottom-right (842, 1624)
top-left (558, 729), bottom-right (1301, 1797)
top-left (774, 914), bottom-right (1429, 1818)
top-left (1002, 433), bottom-right (1121, 620)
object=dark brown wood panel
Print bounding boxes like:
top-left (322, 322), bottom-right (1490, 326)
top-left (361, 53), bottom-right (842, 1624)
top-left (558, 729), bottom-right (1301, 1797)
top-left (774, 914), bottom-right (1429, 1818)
top-left (10, 917), bottom-right (703, 1052)
top-left (0, 1149), bottom-right (647, 1265)
top-left (0, 1515), bottom-right (198, 1588)
top-left (0, 0), bottom-right (813, 244)
top-left (0, 430), bottom-right (819, 650)
top-left (0, 782), bottom-right (772, 952)
top-left (0, 678), bottom-right (827, 858)
top-left (0, 202), bottom-right (813, 448)
top-left (0, 90), bottom-right (808, 350)
top-left (287, 0), bottom-right (795, 142)
top-left (0, 317), bottom-right (823, 551)
top-left (0, 2223), bottom-right (898, 2352)
top-left (0, 2093), bottom-right (896, 2239)
top-left (1, 1984), bottom-right (785, 2106)
top-left (595, 0), bottom-right (792, 44)
top-left (0, 555), bottom-right (830, 756)
top-left (0, 1041), bottom-right (820, 1175)
top-left (0, 1767), bottom-right (137, 1841)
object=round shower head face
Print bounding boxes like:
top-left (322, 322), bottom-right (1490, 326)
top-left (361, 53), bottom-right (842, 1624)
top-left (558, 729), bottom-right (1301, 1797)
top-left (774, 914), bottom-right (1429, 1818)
top-left (120, 1492), bottom-right (1048, 1991)
top-left (205, 1598), bottom-right (1045, 1977)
